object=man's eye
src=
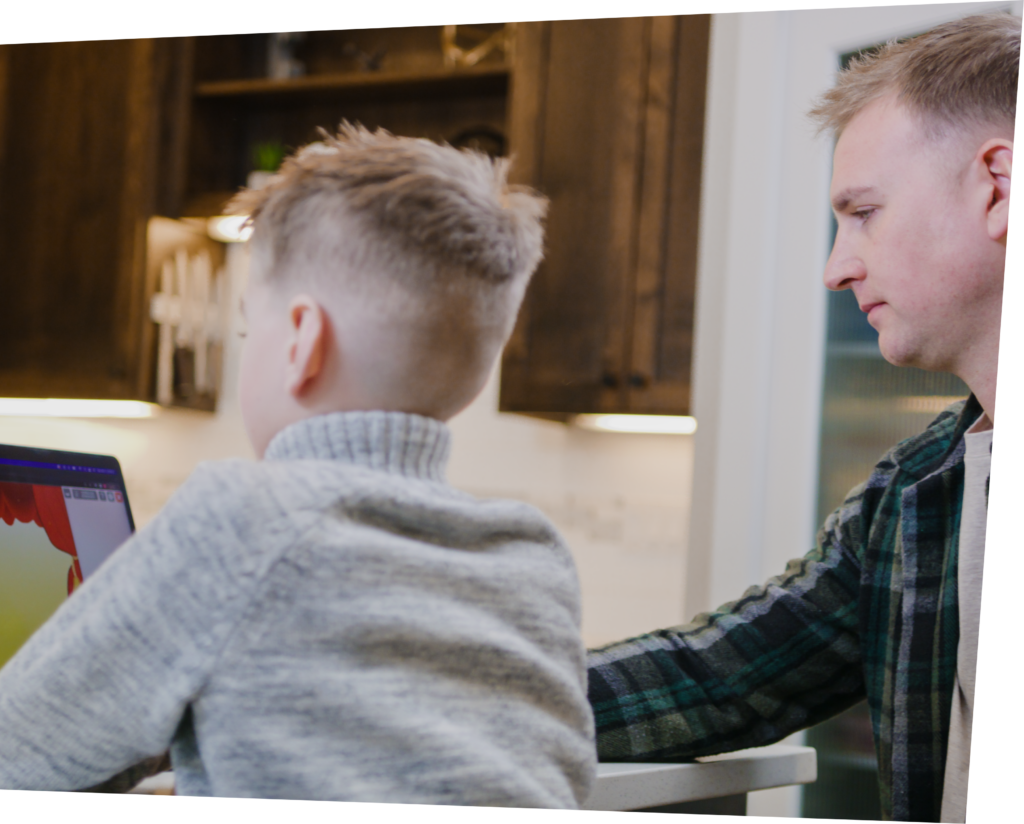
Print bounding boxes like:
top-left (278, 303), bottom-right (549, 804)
top-left (852, 208), bottom-right (875, 221)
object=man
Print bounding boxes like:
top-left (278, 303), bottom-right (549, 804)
top-left (587, 13), bottom-right (1016, 823)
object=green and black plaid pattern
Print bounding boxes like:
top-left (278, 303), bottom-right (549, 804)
top-left (588, 397), bottom-right (980, 822)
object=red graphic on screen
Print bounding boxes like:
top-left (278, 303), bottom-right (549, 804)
top-left (0, 482), bottom-right (82, 595)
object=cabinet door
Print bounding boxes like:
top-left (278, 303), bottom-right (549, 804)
top-left (499, 16), bottom-right (709, 418)
top-left (0, 39), bottom-right (190, 400)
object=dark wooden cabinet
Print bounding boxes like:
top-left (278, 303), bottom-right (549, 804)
top-left (0, 19), bottom-right (708, 411)
top-left (0, 39), bottom-right (190, 400)
top-left (0, 28), bottom-right (508, 402)
top-left (499, 17), bottom-right (709, 419)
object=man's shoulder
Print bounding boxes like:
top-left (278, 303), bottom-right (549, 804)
top-left (881, 397), bottom-right (971, 477)
top-left (827, 397), bottom-right (971, 533)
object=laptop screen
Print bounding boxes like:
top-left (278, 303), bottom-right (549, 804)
top-left (0, 443), bottom-right (134, 667)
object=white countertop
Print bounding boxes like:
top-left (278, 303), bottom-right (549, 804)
top-left (584, 744), bottom-right (817, 811)
top-left (131, 743), bottom-right (816, 810)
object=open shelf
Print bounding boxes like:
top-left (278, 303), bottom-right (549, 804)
top-left (182, 30), bottom-right (512, 221)
top-left (194, 65), bottom-right (510, 102)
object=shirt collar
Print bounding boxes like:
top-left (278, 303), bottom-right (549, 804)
top-left (263, 411), bottom-right (451, 482)
top-left (891, 394), bottom-right (983, 480)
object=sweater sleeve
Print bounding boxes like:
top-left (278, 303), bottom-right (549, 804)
top-left (587, 487), bottom-right (868, 761)
top-left (0, 462), bottom-right (286, 790)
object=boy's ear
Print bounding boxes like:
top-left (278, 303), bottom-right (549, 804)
top-left (979, 138), bottom-right (1012, 241)
top-left (284, 295), bottom-right (328, 398)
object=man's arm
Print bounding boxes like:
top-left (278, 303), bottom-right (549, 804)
top-left (588, 495), bottom-right (867, 761)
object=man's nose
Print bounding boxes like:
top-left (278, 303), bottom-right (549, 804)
top-left (822, 232), bottom-right (865, 292)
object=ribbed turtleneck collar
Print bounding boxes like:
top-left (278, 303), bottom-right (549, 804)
top-left (263, 411), bottom-right (451, 482)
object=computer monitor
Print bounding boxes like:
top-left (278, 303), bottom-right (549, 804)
top-left (0, 443), bottom-right (134, 667)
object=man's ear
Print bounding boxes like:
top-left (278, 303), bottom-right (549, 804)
top-left (979, 138), bottom-right (1013, 241)
top-left (284, 295), bottom-right (328, 398)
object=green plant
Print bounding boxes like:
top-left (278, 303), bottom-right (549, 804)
top-left (251, 140), bottom-right (288, 172)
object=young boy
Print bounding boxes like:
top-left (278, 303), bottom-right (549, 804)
top-left (0, 125), bottom-right (596, 808)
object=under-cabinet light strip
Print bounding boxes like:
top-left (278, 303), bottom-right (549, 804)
top-left (207, 215), bottom-right (252, 243)
top-left (0, 399), bottom-right (158, 419)
top-left (574, 414), bottom-right (697, 435)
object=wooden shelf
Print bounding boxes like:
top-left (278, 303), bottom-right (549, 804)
top-left (194, 65), bottom-right (510, 102)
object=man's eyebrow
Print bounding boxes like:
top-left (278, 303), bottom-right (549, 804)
top-left (831, 186), bottom-right (878, 213)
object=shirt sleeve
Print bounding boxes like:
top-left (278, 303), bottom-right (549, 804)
top-left (587, 487), bottom-right (869, 761)
top-left (0, 462), bottom-right (284, 790)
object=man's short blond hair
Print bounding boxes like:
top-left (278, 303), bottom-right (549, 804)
top-left (809, 12), bottom-right (1020, 139)
top-left (228, 124), bottom-right (547, 418)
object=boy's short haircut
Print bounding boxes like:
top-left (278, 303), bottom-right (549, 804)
top-left (228, 122), bottom-right (547, 347)
top-left (809, 12), bottom-right (1020, 139)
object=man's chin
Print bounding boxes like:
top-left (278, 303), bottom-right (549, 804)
top-left (878, 339), bottom-right (947, 374)
top-left (876, 337), bottom-right (916, 369)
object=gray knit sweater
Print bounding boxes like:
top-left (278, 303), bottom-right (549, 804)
top-left (0, 412), bottom-right (596, 807)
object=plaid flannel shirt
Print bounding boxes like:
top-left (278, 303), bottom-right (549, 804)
top-left (588, 396), bottom-right (982, 822)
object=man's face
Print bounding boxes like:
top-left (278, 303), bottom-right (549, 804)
top-left (823, 95), bottom-right (1005, 376)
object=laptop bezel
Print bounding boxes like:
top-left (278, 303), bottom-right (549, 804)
top-left (0, 442), bottom-right (136, 532)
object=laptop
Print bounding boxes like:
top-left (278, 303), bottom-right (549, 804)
top-left (0, 443), bottom-right (135, 667)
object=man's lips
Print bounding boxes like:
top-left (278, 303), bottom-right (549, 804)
top-left (860, 301), bottom-right (885, 315)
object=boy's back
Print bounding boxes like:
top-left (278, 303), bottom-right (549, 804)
top-left (0, 124), bottom-right (597, 805)
top-left (0, 411), bottom-right (595, 805)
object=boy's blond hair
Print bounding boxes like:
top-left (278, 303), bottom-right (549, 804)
top-left (809, 12), bottom-right (1020, 139)
top-left (229, 123), bottom-right (548, 418)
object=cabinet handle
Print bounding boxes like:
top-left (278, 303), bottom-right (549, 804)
top-left (628, 373), bottom-right (650, 388)
top-left (601, 372), bottom-right (619, 388)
